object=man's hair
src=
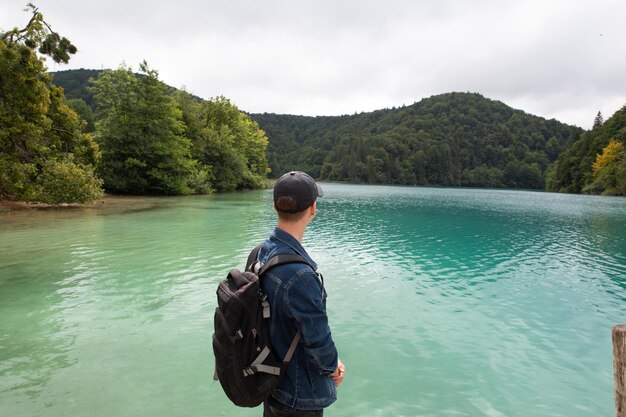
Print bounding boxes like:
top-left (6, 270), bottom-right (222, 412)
top-left (275, 195), bottom-right (309, 222)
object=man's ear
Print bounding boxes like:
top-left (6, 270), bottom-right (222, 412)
top-left (310, 201), bottom-right (317, 217)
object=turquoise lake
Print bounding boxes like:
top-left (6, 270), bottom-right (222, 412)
top-left (1, 184), bottom-right (625, 417)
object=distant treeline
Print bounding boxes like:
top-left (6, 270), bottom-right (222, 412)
top-left (43, 70), bottom-right (626, 197)
top-left (251, 94), bottom-right (580, 190)
top-left (1, 6), bottom-right (269, 204)
top-left (251, 95), bottom-right (625, 195)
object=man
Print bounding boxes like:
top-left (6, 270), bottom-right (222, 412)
top-left (256, 171), bottom-right (345, 417)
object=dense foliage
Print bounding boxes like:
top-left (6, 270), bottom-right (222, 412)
top-left (50, 73), bottom-right (625, 196)
top-left (90, 63), bottom-right (201, 195)
top-left (64, 97), bottom-right (95, 132)
top-left (0, 4), bottom-right (103, 203)
top-left (251, 93), bottom-right (580, 189)
top-left (88, 64), bottom-right (270, 195)
top-left (546, 106), bottom-right (626, 195)
top-left (53, 68), bottom-right (270, 194)
top-left (172, 91), bottom-right (269, 192)
top-left (50, 68), bottom-right (100, 109)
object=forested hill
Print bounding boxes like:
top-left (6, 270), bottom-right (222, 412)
top-left (51, 69), bottom-right (203, 107)
top-left (52, 70), bottom-right (582, 190)
top-left (251, 93), bottom-right (581, 189)
top-left (51, 69), bottom-right (101, 109)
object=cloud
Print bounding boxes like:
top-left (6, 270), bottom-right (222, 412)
top-left (3, 0), bottom-right (625, 128)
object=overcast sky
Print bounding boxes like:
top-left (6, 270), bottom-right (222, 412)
top-left (2, 0), bottom-right (625, 128)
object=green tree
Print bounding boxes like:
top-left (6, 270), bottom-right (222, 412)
top-left (90, 62), bottom-right (200, 194)
top-left (593, 111), bottom-right (604, 129)
top-left (65, 97), bottom-right (95, 132)
top-left (0, 4), bottom-right (102, 203)
top-left (462, 166), bottom-right (505, 187)
top-left (172, 92), bottom-right (269, 192)
top-left (545, 136), bottom-right (562, 161)
top-left (36, 158), bottom-right (102, 204)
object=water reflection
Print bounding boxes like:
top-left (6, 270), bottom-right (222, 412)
top-left (0, 250), bottom-right (78, 401)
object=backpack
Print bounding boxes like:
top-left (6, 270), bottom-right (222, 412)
top-left (212, 244), bottom-right (312, 407)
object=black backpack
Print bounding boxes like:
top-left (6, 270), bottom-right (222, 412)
top-left (212, 245), bottom-right (312, 407)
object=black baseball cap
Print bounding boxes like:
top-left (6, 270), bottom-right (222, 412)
top-left (273, 171), bottom-right (324, 213)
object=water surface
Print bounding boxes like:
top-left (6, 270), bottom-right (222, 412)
top-left (1, 185), bottom-right (625, 417)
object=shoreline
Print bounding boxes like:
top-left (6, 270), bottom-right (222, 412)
top-left (1, 181), bottom-right (619, 213)
top-left (0, 195), bottom-right (151, 214)
top-left (1, 179), bottom-right (276, 212)
top-left (0, 200), bottom-right (89, 211)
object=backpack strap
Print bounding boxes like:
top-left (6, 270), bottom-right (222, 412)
top-left (245, 243), bottom-right (263, 272)
top-left (282, 330), bottom-right (301, 364)
top-left (246, 244), bottom-right (314, 275)
top-left (246, 320), bottom-right (303, 377)
top-left (258, 254), bottom-right (312, 276)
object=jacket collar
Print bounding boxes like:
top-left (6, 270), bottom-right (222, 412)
top-left (271, 227), bottom-right (318, 270)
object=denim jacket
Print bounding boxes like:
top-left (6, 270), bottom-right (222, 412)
top-left (257, 227), bottom-right (338, 410)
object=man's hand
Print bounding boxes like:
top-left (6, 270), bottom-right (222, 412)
top-left (331, 359), bottom-right (346, 387)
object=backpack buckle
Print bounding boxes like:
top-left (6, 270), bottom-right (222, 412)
top-left (261, 299), bottom-right (270, 318)
top-left (229, 329), bottom-right (243, 343)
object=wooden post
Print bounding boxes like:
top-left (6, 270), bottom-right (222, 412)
top-left (614, 324), bottom-right (626, 417)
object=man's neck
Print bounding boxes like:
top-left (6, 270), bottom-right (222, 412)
top-left (276, 221), bottom-right (306, 243)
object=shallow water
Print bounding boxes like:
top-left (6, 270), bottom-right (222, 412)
top-left (1, 185), bottom-right (625, 417)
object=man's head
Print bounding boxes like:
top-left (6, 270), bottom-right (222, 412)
top-left (273, 171), bottom-right (323, 223)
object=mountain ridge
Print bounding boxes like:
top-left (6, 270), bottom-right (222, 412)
top-left (249, 92), bottom-right (581, 188)
top-left (51, 69), bottom-right (583, 190)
